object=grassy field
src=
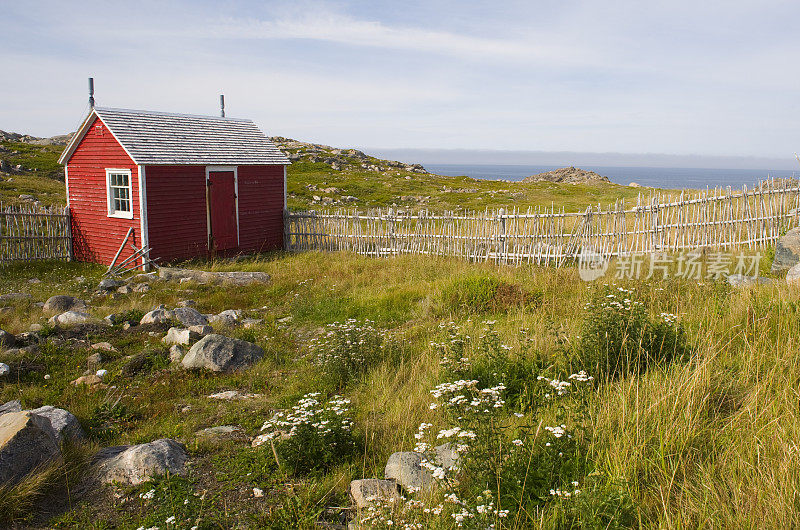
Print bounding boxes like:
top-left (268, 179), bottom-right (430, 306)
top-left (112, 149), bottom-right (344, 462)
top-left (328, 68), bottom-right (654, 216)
top-left (0, 249), bottom-right (797, 528)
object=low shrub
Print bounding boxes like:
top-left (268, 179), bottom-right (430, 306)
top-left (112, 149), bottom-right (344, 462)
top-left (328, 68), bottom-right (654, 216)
top-left (574, 285), bottom-right (689, 380)
top-left (253, 393), bottom-right (359, 475)
top-left (311, 319), bottom-right (388, 390)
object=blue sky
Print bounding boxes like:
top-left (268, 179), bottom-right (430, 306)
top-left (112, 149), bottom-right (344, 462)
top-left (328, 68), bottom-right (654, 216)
top-left (2, 0), bottom-right (799, 167)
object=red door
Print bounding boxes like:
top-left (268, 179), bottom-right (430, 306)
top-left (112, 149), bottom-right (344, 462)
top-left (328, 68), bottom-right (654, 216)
top-left (209, 171), bottom-right (237, 251)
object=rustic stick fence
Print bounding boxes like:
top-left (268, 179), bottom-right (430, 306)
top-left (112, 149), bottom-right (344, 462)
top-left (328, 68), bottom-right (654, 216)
top-left (0, 204), bottom-right (72, 262)
top-left (285, 179), bottom-right (800, 266)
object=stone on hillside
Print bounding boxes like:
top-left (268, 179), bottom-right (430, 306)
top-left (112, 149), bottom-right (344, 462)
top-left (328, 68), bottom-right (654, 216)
top-left (787, 263), bottom-right (800, 283)
top-left (242, 318), bottom-right (263, 329)
top-left (385, 452), bottom-right (432, 491)
top-left (131, 283), bottom-right (150, 293)
top-left (0, 363), bottom-right (8, 376)
top-left (87, 352), bottom-right (103, 371)
top-left (0, 411), bottom-right (60, 484)
top-left (349, 478), bottom-right (400, 509)
top-left (159, 267), bottom-right (270, 286)
top-left (182, 334), bottom-right (264, 372)
top-left (0, 400), bottom-right (22, 415)
top-left (71, 374), bottom-right (107, 390)
top-left (727, 274), bottom-right (772, 287)
top-left (116, 285), bottom-right (133, 295)
top-left (91, 342), bottom-right (116, 351)
top-left (140, 307), bottom-right (175, 325)
top-left (209, 309), bottom-right (241, 327)
top-left (28, 405), bottom-right (85, 442)
top-left (0, 293), bottom-right (32, 303)
top-left (49, 311), bottom-right (95, 326)
top-left (43, 295), bottom-right (85, 313)
top-left (434, 443), bottom-right (460, 471)
top-left (188, 324), bottom-right (213, 336)
top-left (173, 307), bottom-right (208, 327)
top-left (208, 390), bottom-right (263, 400)
top-left (29, 323), bottom-right (42, 332)
top-left (169, 344), bottom-right (186, 363)
top-left (98, 278), bottom-right (124, 291)
top-left (195, 425), bottom-right (250, 444)
top-left (0, 329), bottom-right (15, 348)
top-left (94, 438), bottom-right (188, 485)
top-left (772, 227), bottom-right (800, 273)
top-left (162, 327), bottom-right (200, 346)
top-left (177, 300), bottom-right (196, 307)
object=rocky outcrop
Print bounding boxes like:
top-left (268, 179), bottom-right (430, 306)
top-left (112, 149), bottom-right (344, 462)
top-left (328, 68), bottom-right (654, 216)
top-left (0, 411), bottom-right (61, 484)
top-left (49, 311), bottom-right (96, 326)
top-left (181, 334), bottom-right (264, 372)
top-left (27, 406), bottom-right (85, 442)
top-left (349, 478), bottom-right (400, 509)
top-left (384, 451), bottom-right (432, 491)
top-left (172, 307), bottom-right (209, 327)
top-left (521, 167), bottom-right (610, 184)
top-left (43, 295), bottom-right (86, 313)
top-left (158, 268), bottom-right (271, 286)
top-left (772, 228), bottom-right (800, 273)
top-left (94, 438), bottom-right (188, 485)
top-left (140, 307), bottom-right (175, 325)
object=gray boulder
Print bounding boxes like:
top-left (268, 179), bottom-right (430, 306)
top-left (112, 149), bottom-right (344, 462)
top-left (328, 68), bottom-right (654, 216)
top-left (385, 452), bottom-right (432, 491)
top-left (0, 329), bottom-right (14, 348)
top-left (434, 443), bottom-right (460, 471)
top-left (188, 324), bottom-right (213, 336)
top-left (0, 411), bottom-right (61, 484)
top-left (162, 327), bottom-right (200, 346)
top-left (98, 278), bottom-right (124, 291)
top-left (49, 311), bottom-right (95, 326)
top-left (195, 425), bottom-right (250, 444)
top-left (727, 274), bottom-right (772, 287)
top-left (349, 478), bottom-right (400, 509)
top-left (43, 295), bottom-right (85, 313)
top-left (772, 228), bottom-right (800, 273)
top-left (172, 307), bottom-right (208, 327)
top-left (181, 334), bottom-right (264, 372)
top-left (169, 344), bottom-right (187, 363)
top-left (209, 310), bottom-right (241, 327)
top-left (787, 263), bottom-right (800, 283)
top-left (140, 307), bottom-right (175, 325)
top-left (0, 400), bottom-right (22, 416)
top-left (28, 406), bottom-right (85, 442)
top-left (94, 438), bottom-right (188, 485)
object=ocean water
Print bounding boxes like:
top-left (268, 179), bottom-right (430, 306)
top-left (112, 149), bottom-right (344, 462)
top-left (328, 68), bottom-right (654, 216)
top-left (425, 164), bottom-right (799, 190)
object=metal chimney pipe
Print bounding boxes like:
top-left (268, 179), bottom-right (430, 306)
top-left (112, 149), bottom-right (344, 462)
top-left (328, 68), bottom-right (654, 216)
top-left (220, 94), bottom-right (225, 117)
top-left (89, 77), bottom-right (95, 108)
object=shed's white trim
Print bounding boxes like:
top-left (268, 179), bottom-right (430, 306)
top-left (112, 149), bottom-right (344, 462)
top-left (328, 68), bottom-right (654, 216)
top-left (105, 168), bottom-right (134, 219)
top-left (59, 109), bottom-right (140, 166)
top-left (64, 166), bottom-right (70, 207)
top-left (204, 166), bottom-right (239, 249)
top-left (137, 165), bottom-right (150, 269)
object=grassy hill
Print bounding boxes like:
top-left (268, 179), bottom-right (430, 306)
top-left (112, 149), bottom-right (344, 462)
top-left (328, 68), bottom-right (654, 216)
top-left (0, 133), bottom-right (657, 211)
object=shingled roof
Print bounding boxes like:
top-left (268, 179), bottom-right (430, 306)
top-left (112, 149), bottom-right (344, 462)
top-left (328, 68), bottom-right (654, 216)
top-left (59, 107), bottom-right (290, 166)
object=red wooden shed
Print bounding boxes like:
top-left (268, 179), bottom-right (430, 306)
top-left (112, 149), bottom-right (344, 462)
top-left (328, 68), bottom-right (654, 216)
top-left (58, 107), bottom-right (290, 266)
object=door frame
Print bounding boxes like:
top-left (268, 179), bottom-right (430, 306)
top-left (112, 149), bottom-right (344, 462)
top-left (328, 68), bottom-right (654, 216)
top-left (205, 166), bottom-right (240, 251)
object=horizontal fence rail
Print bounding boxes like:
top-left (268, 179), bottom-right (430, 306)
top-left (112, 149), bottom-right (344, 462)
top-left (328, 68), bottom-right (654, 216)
top-left (0, 204), bottom-right (72, 262)
top-left (285, 179), bottom-right (800, 266)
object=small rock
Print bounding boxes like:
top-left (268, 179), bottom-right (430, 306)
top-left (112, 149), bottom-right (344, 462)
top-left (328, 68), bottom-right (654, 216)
top-left (28, 278), bottom-right (40, 284)
top-left (172, 307), bottom-right (209, 327)
top-left (131, 283), bottom-right (150, 293)
top-left (349, 479), bottom-right (400, 509)
top-left (253, 487), bottom-right (264, 498)
top-left (87, 352), bottom-right (103, 371)
top-left (94, 438), bottom-right (188, 485)
top-left (0, 363), bottom-right (9, 377)
top-left (242, 318), bottom-right (263, 329)
top-left (140, 308), bottom-right (175, 325)
top-left (182, 334), bottom-right (264, 372)
top-left (177, 300), bottom-right (196, 308)
top-left (727, 274), bottom-right (772, 287)
top-left (208, 390), bottom-right (263, 400)
top-left (91, 342), bottom-right (116, 352)
top-left (96, 369), bottom-right (108, 379)
top-left (629, 182), bottom-right (642, 188)
top-left (29, 323), bottom-right (42, 332)
top-left (195, 425), bottom-right (250, 444)
top-left (169, 344), bottom-right (186, 363)
top-left (71, 374), bottom-right (107, 389)
top-left (43, 295), bottom-right (85, 313)
top-left (209, 309), bottom-right (241, 327)
top-left (98, 278), bottom-right (124, 291)
top-left (0, 293), bottom-right (32, 303)
top-left (49, 311), bottom-right (95, 326)
top-left (385, 452), bottom-right (432, 491)
top-left (116, 285), bottom-right (133, 295)
top-left (772, 227), bottom-right (800, 273)
top-left (162, 327), bottom-right (200, 346)
top-left (28, 405), bottom-right (85, 442)
top-left (0, 329), bottom-right (15, 348)
top-left (0, 400), bottom-right (22, 415)
top-left (0, 412), bottom-right (61, 484)
top-left (188, 324), bottom-right (213, 336)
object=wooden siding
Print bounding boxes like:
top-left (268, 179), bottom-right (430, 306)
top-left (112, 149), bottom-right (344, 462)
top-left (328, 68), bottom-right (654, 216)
top-left (144, 165), bottom-right (209, 262)
top-left (66, 117), bottom-right (140, 265)
top-left (237, 165), bottom-right (285, 253)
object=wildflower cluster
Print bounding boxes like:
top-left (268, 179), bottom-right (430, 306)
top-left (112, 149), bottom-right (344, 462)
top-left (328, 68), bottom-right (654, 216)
top-left (311, 319), bottom-right (388, 389)
top-left (253, 393), bottom-right (358, 473)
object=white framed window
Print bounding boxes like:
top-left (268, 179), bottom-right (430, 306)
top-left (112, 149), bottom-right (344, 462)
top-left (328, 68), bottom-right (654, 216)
top-left (106, 169), bottom-right (133, 219)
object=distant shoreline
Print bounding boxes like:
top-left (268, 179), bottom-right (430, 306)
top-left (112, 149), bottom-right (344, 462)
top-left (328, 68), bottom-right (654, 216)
top-left (425, 163), bottom-right (799, 190)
